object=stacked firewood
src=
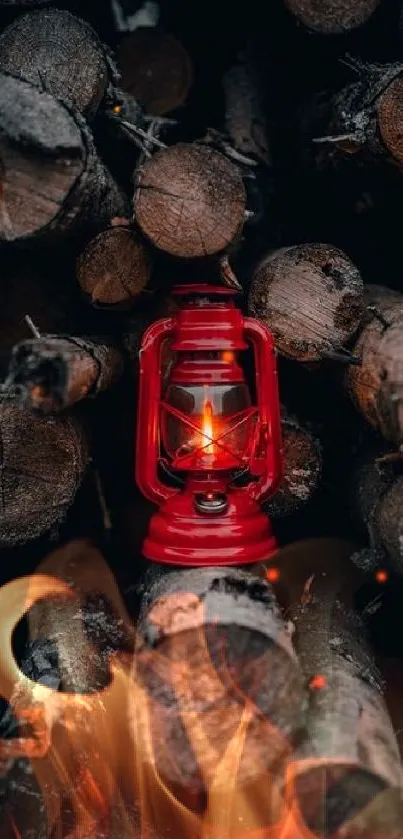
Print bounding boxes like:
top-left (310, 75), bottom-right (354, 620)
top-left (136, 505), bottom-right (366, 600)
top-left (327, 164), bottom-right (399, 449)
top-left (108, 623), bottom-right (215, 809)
top-left (1, 0), bottom-right (403, 837)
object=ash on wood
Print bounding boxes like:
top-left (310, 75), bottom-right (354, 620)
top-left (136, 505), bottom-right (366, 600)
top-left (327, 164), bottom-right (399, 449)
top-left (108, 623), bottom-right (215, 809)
top-left (248, 244), bottom-right (364, 362)
top-left (264, 410), bottom-right (322, 518)
top-left (134, 143), bottom-right (246, 258)
top-left (277, 538), bottom-right (403, 837)
top-left (315, 63), bottom-right (403, 168)
top-left (6, 336), bottom-right (124, 412)
top-left (0, 73), bottom-right (129, 243)
top-left (77, 226), bottom-right (153, 307)
top-left (0, 395), bottom-right (88, 547)
top-left (346, 286), bottom-right (403, 445)
top-left (284, 0), bottom-right (381, 34)
top-left (135, 565), bottom-right (306, 795)
top-left (117, 27), bottom-right (192, 116)
top-left (0, 9), bottom-right (116, 117)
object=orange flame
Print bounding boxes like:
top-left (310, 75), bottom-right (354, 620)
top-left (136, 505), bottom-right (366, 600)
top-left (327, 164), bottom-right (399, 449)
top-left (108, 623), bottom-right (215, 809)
top-left (202, 389), bottom-right (215, 455)
top-left (0, 539), bottom-right (396, 839)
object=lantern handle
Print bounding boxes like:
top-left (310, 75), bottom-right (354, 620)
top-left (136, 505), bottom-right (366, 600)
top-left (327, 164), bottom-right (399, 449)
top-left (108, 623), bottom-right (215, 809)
top-left (136, 318), bottom-right (179, 506)
top-left (243, 318), bottom-right (283, 503)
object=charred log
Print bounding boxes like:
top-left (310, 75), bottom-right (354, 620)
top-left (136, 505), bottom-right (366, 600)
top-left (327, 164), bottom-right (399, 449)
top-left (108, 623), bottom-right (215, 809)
top-left (6, 336), bottom-right (124, 412)
top-left (264, 409), bottom-right (322, 518)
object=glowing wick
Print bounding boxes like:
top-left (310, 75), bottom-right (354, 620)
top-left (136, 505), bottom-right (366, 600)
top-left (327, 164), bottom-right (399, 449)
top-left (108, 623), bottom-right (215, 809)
top-left (202, 398), bottom-right (215, 454)
top-left (266, 567), bottom-right (280, 583)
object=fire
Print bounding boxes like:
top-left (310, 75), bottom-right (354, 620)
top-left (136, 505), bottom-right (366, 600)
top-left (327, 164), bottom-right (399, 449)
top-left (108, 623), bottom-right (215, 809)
top-left (0, 540), bottom-right (390, 839)
top-left (202, 390), bottom-right (215, 455)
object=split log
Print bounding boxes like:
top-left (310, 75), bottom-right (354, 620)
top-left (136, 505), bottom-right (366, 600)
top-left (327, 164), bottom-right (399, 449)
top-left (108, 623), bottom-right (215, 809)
top-left (0, 9), bottom-right (117, 117)
top-left (346, 286), bottom-right (403, 445)
top-left (349, 443), bottom-right (403, 575)
top-left (274, 538), bottom-right (403, 837)
top-left (117, 27), bottom-right (192, 115)
top-left (314, 63), bottom-right (403, 168)
top-left (264, 410), bottom-right (322, 518)
top-left (134, 143), bottom-right (246, 258)
top-left (135, 565), bottom-right (306, 795)
top-left (284, 0), bottom-right (381, 34)
top-left (6, 336), bottom-right (124, 413)
top-left (248, 244), bottom-right (364, 362)
top-left (0, 394), bottom-right (89, 547)
top-left (0, 73), bottom-right (129, 243)
top-left (77, 226), bottom-right (153, 307)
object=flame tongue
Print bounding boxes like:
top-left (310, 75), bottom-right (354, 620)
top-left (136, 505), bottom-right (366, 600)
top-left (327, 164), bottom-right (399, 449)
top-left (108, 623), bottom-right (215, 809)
top-left (202, 395), bottom-right (215, 455)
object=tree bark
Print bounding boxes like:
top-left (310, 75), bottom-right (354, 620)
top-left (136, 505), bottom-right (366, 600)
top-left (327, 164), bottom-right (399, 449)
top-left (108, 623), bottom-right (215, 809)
top-left (117, 27), bottom-right (192, 116)
top-left (77, 226), bottom-right (153, 307)
top-left (134, 143), bottom-right (246, 258)
top-left (275, 538), bottom-right (403, 837)
top-left (6, 336), bottom-right (124, 412)
top-left (248, 244), bottom-right (364, 362)
top-left (135, 565), bottom-right (306, 796)
top-left (0, 73), bottom-right (129, 244)
top-left (284, 0), bottom-right (381, 33)
top-left (0, 8), bottom-right (117, 117)
top-left (264, 409), bottom-right (322, 518)
top-left (222, 46), bottom-right (271, 166)
top-left (346, 285), bottom-right (403, 445)
top-left (0, 394), bottom-right (89, 547)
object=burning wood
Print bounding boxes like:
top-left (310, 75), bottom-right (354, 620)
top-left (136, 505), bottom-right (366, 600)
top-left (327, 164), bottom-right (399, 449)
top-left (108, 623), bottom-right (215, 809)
top-left (274, 538), bottom-right (403, 837)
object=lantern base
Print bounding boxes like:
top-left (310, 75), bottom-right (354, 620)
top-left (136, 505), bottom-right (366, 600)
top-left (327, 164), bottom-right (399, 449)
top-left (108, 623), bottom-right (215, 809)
top-left (142, 488), bottom-right (277, 566)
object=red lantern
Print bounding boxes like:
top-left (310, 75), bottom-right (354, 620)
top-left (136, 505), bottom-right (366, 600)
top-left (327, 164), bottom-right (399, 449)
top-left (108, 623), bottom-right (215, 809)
top-left (136, 285), bottom-right (282, 566)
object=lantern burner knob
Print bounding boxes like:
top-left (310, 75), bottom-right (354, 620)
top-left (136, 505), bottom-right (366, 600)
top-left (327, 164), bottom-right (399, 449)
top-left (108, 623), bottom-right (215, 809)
top-left (194, 492), bottom-right (228, 515)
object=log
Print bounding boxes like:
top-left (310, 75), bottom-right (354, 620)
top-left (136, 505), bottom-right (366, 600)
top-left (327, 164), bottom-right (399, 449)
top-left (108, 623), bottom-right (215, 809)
top-left (346, 286), bottom-right (403, 445)
top-left (117, 27), bottom-right (192, 115)
top-left (274, 538), bottom-right (403, 837)
top-left (77, 226), bottom-right (153, 307)
top-left (349, 443), bottom-right (403, 575)
top-left (314, 63), bottom-right (403, 168)
top-left (134, 143), bottom-right (246, 258)
top-left (0, 394), bottom-right (89, 547)
top-left (264, 410), bottom-right (322, 518)
top-left (248, 244), bottom-right (364, 362)
top-left (0, 73), bottom-right (129, 243)
top-left (283, 0), bottom-right (381, 33)
top-left (0, 9), bottom-right (117, 117)
top-left (135, 565), bottom-right (306, 796)
top-left (6, 336), bottom-right (124, 412)
top-left (222, 47), bottom-right (271, 166)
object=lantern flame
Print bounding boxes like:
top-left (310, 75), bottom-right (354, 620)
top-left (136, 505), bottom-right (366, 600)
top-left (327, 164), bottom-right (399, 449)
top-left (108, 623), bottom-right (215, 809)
top-left (202, 394), bottom-right (215, 454)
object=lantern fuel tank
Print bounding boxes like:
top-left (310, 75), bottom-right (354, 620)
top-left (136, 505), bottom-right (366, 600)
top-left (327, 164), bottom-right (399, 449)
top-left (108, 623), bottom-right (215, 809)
top-left (135, 285), bottom-right (282, 566)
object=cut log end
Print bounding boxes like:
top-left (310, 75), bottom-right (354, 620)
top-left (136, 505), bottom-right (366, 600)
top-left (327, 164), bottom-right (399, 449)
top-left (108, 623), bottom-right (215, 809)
top-left (248, 244), bottom-right (364, 362)
top-left (284, 0), bottom-right (381, 34)
top-left (134, 143), bottom-right (246, 258)
top-left (0, 9), bottom-right (110, 116)
top-left (77, 227), bottom-right (153, 306)
top-left (117, 28), bottom-right (192, 116)
top-left (0, 397), bottom-right (88, 547)
top-left (377, 74), bottom-right (403, 165)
